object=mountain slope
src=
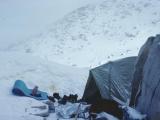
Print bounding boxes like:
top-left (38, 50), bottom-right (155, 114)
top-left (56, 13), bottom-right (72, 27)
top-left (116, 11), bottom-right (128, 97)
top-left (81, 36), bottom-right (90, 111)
top-left (14, 0), bottom-right (160, 67)
top-left (0, 0), bottom-right (101, 50)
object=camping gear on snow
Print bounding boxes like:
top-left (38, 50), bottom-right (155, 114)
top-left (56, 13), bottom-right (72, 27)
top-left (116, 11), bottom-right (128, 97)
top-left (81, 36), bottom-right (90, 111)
top-left (53, 92), bottom-right (61, 100)
top-left (31, 105), bottom-right (47, 110)
top-left (29, 104), bottom-right (49, 117)
top-left (82, 57), bottom-right (136, 104)
top-left (130, 35), bottom-right (160, 120)
top-left (48, 96), bottom-right (56, 102)
top-left (30, 109), bottom-right (49, 117)
top-left (31, 86), bottom-right (39, 96)
top-left (56, 102), bottom-right (90, 119)
top-left (89, 99), bottom-right (123, 119)
top-left (122, 106), bottom-right (146, 120)
top-left (58, 94), bottom-right (79, 105)
top-left (44, 101), bottom-right (55, 113)
top-left (12, 80), bottom-right (48, 100)
top-left (96, 112), bottom-right (119, 120)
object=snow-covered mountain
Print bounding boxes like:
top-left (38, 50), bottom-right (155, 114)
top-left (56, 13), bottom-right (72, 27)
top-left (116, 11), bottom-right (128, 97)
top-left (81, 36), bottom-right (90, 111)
top-left (0, 0), bottom-right (101, 50)
top-left (13, 0), bottom-right (160, 67)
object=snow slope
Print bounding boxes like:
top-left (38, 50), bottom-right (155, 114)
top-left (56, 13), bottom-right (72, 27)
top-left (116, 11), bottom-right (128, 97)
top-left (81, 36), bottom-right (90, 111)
top-left (0, 0), bottom-right (102, 50)
top-left (13, 0), bottom-right (160, 67)
top-left (0, 51), bottom-right (88, 120)
top-left (0, 51), bottom-right (88, 95)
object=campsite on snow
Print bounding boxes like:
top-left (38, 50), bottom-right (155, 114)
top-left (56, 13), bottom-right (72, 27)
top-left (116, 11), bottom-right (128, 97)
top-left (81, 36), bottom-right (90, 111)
top-left (0, 0), bottom-right (160, 120)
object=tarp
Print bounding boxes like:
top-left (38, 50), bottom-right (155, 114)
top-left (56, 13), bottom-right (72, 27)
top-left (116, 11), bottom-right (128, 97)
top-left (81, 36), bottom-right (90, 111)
top-left (56, 102), bottom-right (90, 119)
top-left (12, 80), bottom-right (48, 100)
top-left (83, 57), bottom-right (137, 104)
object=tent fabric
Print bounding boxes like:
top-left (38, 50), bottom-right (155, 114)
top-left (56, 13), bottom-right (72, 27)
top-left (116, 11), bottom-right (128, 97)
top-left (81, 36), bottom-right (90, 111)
top-left (129, 37), bottom-right (154, 107)
top-left (132, 35), bottom-right (160, 120)
top-left (12, 80), bottom-right (48, 100)
top-left (83, 57), bottom-right (137, 104)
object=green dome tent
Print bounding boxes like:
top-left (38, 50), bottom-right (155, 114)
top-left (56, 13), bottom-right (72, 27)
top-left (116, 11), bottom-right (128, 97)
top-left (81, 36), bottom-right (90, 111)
top-left (82, 57), bottom-right (137, 104)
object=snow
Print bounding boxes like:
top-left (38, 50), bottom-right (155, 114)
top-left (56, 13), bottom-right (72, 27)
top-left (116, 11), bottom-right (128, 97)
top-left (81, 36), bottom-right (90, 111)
top-left (0, 0), bottom-right (102, 50)
top-left (11, 0), bottom-right (160, 67)
top-left (0, 51), bottom-right (88, 120)
top-left (0, 51), bottom-right (88, 95)
top-left (0, 0), bottom-right (159, 119)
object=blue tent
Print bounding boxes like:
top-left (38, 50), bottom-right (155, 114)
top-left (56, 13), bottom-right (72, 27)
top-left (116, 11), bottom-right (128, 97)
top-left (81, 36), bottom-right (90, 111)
top-left (12, 80), bottom-right (48, 100)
